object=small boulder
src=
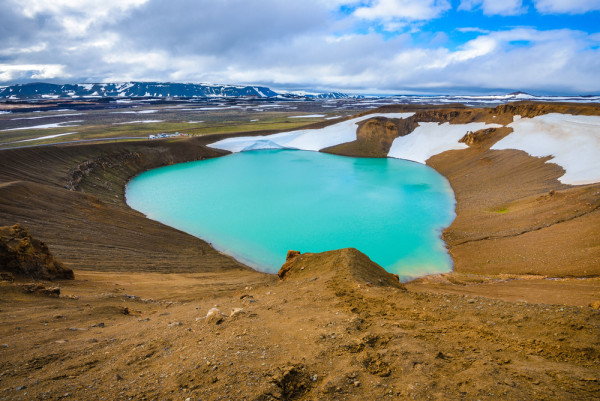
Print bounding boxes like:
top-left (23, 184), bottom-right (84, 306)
top-left (22, 283), bottom-right (60, 297)
top-left (205, 308), bottom-right (226, 325)
top-left (589, 301), bottom-right (600, 310)
top-left (0, 272), bottom-right (14, 282)
top-left (230, 308), bottom-right (245, 318)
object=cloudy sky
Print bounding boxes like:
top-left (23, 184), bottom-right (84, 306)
top-left (1, 0), bottom-right (599, 94)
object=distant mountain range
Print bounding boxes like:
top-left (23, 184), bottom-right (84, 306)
top-left (0, 82), bottom-right (356, 100)
top-left (3, 83), bottom-right (596, 104)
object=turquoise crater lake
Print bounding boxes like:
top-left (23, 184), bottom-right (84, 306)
top-left (126, 150), bottom-right (456, 279)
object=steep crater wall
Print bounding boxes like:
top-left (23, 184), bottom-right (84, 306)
top-left (1, 101), bottom-right (599, 278)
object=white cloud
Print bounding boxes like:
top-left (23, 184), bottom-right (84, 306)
top-left (438, 36), bottom-right (498, 66)
top-left (15, 0), bottom-right (149, 36)
top-left (0, 43), bottom-right (47, 56)
top-left (0, 0), bottom-right (598, 95)
top-left (195, 28), bottom-right (599, 94)
top-left (534, 0), bottom-right (600, 14)
top-left (0, 64), bottom-right (68, 81)
top-left (354, 0), bottom-right (451, 21)
top-left (458, 0), bottom-right (525, 15)
top-left (19, 0), bottom-right (149, 20)
top-left (457, 27), bottom-right (491, 34)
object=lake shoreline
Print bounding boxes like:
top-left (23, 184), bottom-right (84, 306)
top-left (1, 101), bottom-right (599, 279)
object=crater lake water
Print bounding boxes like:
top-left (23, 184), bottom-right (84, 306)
top-left (126, 149), bottom-right (456, 279)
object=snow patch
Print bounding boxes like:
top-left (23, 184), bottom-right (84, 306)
top-left (254, 87), bottom-right (267, 97)
top-left (11, 113), bottom-right (84, 121)
top-left (288, 114), bottom-right (326, 118)
top-left (491, 113), bottom-right (600, 185)
top-left (1, 121), bottom-right (84, 131)
top-left (209, 113), bottom-right (415, 153)
top-left (13, 132), bottom-right (78, 143)
top-left (114, 120), bottom-right (164, 125)
top-left (113, 109), bottom-right (158, 114)
top-left (242, 140), bottom-right (288, 151)
top-left (388, 122), bottom-right (502, 164)
top-left (195, 106), bottom-right (243, 110)
top-left (247, 104), bottom-right (284, 109)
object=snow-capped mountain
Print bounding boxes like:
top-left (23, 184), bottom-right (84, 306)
top-left (275, 90), bottom-right (360, 99)
top-left (0, 82), bottom-right (280, 99)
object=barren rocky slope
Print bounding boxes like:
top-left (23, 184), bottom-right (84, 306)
top-left (327, 102), bottom-right (600, 277)
top-left (0, 140), bottom-right (255, 273)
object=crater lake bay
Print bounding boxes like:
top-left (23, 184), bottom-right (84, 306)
top-left (126, 149), bottom-right (456, 280)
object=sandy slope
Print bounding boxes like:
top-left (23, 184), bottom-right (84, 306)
top-left (0, 249), bottom-right (598, 400)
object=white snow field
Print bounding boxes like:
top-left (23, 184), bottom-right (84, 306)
top-left (14, 132), bottom-right (78, 143)
top-left (114, 120), bottom-right (164, 125)
top-left (209, 113), bottom-right (415, 153)
top-left (112, 109), bottom-right (158, 114)
top-left (211, 111), bottom-right (600, 184)
top-left (0, 121), bottom-right (84, 131)
top-left (491, 114), bottom-right (600, 185)
top-left (11, 113), bottom-right (84, 120)
top-left (288, 114), bottom-right (326, 118)
top-left (388, 122), bottom-right (501, 164)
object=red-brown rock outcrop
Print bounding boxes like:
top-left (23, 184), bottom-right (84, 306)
top-left (278, 248), bottom-right (405, 290)
top-left (0, 224), bottom-right (74, 280)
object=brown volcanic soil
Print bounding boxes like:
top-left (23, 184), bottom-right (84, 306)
top-left (0, 139), bottom-right (260, 273)
top-left (0, 249), bottom-right (598, 400)
top-left (327, 102), bottom-right (600, 277)
top-left (422, 104), bottom-right (600, 278)
top-left (0, 102), bottom-right (599, 400)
